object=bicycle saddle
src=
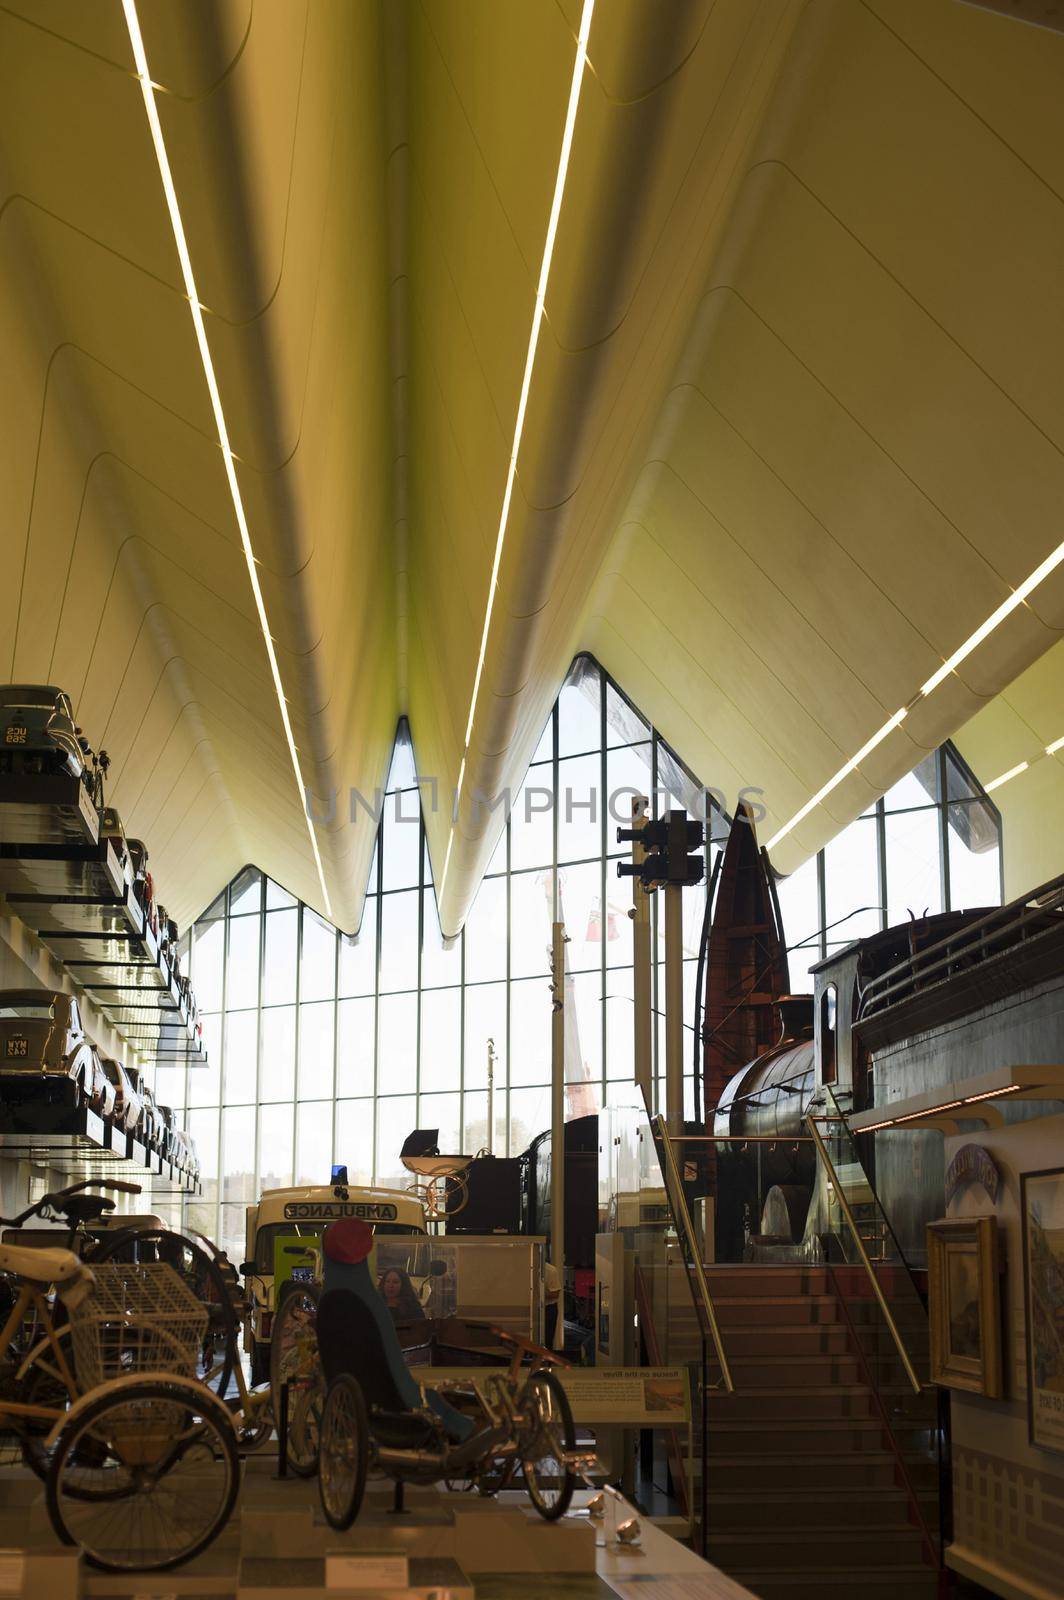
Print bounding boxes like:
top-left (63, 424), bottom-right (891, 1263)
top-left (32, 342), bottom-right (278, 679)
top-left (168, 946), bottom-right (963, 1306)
top-left (0, 1242), bottom-right (95, 1304)
top-left (61, 1194), bottom-right (115, 1224)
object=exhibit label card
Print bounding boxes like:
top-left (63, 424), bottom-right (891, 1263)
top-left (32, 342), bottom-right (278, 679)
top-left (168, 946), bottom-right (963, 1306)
top-left (326, 1552), bottom-right (410, 1589)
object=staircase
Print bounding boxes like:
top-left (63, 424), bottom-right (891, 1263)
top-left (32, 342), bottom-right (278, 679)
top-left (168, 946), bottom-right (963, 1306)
top-left (665, 1262), bottom-right (943, 1600)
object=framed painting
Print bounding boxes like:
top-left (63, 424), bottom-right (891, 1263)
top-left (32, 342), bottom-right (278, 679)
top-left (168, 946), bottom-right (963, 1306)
top-left (927, 1215), bottom-right (1003, 1398)
top-left (1022, 1166), bottom-right (1064, 1452)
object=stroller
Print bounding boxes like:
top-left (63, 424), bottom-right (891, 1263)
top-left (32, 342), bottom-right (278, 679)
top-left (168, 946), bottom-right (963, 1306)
top-left (314, 1219), bottom-right (579, 1530)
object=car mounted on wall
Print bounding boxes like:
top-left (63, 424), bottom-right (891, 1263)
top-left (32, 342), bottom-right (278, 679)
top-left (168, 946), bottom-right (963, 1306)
top-left (97, 806), bottom-right (129, 871)
top-left (0, 685), bottom-right (84, 779)
top-left (98, 1055), bottom-right (144, 1135)
top-left (124, 1067), bottom-right (160, 1149)
top-left (127, 836), bottom-right (159, 937)
top-left (0, 990), bottom-right (109, 1112)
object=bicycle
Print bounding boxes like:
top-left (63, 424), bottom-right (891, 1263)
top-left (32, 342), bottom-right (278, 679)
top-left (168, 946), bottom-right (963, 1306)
top-left (0, 1228), bottom-right (239, 1570)
top-left (2, 1181), bottom-right (276, 1463)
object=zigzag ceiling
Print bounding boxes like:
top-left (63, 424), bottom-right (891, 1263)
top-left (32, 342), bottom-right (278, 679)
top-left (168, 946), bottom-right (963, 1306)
top-left (2, 0), bottom-right (1063, 938)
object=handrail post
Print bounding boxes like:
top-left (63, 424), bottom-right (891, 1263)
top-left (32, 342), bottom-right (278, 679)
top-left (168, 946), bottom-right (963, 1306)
top-left (805, 1114), bottom-right (924, 1394)
top-left (653, 1115), bottom-right (733, 1392)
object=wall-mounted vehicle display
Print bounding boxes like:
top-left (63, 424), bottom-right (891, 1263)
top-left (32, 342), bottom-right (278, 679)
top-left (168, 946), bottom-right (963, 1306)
top-left (98, 1055), bottom-right (143, 1135)
top-left (0, 684), bottom-right (84, 780)
top-left (0, 991), bottom-right (101, 1104)
top-left (241, 1183), bottom-right (428, 1384)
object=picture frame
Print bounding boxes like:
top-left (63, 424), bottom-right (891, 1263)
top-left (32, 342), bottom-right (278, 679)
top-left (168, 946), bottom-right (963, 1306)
top-left (1021, 1166), bottom-right (1064, 1453)
top-left (927, 1215), bottom-right (1003, 1399)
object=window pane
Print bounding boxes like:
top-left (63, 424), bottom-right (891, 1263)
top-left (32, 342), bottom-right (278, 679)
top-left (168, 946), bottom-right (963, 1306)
top-left (418, 1091), bottom-right (462, 1157)
top-left (186, 1107), bottom-right (219, 1184)
top-left (259, 1102), bottom-right (293, 1190)
top-left (559, 861), bottom-right (605, 973)
top-left (557, 668), bottom-right (601, 758)
top-left (509, 976), bottom-right (551, 1087)
top-left (221, 1106), bottom-right (255, 1209)
top-left (776, 855), bottom-right (820, 992)
top-left (192, 920), bottom-right (225, 1013)
top-left (379, 892), bottom-right (419, 992)
top-left (885, 807), bottom-right (943, 925)
top-left (153, 1066), bottom-right (186, 1119)
top-left (419, 989), bottom-right (460, 1092)
top-left (229, 867), bottom-right (262, 916)
top-left (298, 1001), bottom-right (335, 1100)
top-left (462, 1090), bottom-right (505, 1157)
top-left (376, 1095), bottom-right (417, 1189)
top-left (567, 971), bottom-right (602, 1088)
top-left (295, 1101), bottom-right (332, 1187)
top-left (510, 870), bottom-right (553, 979)
top-left (263, 909), bottom-right (297, 1005)
top-left (605, 969), bottom-right (634, 1081)
top-left (260, 1006), bottom-right (295, 1100)
top-left (511, 773), bottom-right (554, 872)
top-left (421, 894), bottom-right (462, 989)
top-left (227, 914), bottom-right (260, 1010)
top-left (464, 984), bottom-right (506, 1090)
top-left (530, 708), bottom-right (554, 765)
top-left (188, 1020), bottom-right (221, 1107)
top-left (508, 1085), bottom-right (551, 1157)
top-left (824, 817), bottom-right (881, 944)
top-left (884, 754), bottom-right (938, 810)
top-left (557, 753), bottom-right (601, 864)
top-left (386, 732), bottom-right (418, 792)
top-left (464, 878), bottom-right (506, 984)
top-left (607, 744), bottom-right (653, 843)
top-left (301, 910), bottom-right (336, 1002)
top-left (377, 993), bottom-right (417, 1095)
top-left (335, 1100), bottom-right (374, 1186)
top-left (336, 998), bottom-right (375, 1097)
top-left (605, 680), bottom-right (650, 747)
top-left (948, 801), bottom-right (1001, 910)
top-left (382, 793), bottom-right (421, 890)
top-left (339, 913), bottom-right (376, 997)
top-left (223, 1010), bottom-right (258, 1105)
top-left (266, 877), bottom-right (296, 910)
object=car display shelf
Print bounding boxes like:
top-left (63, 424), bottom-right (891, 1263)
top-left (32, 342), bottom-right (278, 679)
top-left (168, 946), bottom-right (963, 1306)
top-left (0, 771), bottom-right (100, 848)
top-left (0, 1080), bottom-right (200, 1193)
top-left (4, 881), bottom-right (206, 1069)
top-left (0, 836), bottom-right (124, 900)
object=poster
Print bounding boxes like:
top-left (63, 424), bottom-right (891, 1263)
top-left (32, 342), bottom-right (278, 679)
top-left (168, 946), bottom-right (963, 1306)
top-left (1022, 1167), bottom-right (1064, 1452)
top-left (406, 1364), bottom-right (690, 1425)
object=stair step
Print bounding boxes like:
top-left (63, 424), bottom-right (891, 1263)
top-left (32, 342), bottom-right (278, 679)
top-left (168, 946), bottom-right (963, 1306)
top-left (703, 1354), bottom-right (862, 1388)
top-left (703, 1269), bottom-right (831, 1297)
top-left (707, 1524), bottom-right (929, 1571)
top-left (727, 1566), bottom-right (940, 1599)
top-left (712, 1296), bottom-right (843, 1326)
top-left (704, 1453), bottom-right (903, 1490)
top-left (707, 1385), bottom-right (876, 1420)
top-left (706, 1486), bottom-right (922, 1529)
top-left (705, 1418), bottom-right (889, 1453)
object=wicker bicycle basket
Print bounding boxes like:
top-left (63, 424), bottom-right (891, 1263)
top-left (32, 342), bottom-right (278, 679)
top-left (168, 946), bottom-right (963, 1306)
top-left (68, 1261), bottom-right (207, 1389)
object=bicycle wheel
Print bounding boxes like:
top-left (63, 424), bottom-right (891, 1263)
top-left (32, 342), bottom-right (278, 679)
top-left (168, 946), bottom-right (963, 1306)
top-left (521, 1368), bottom-right (575, 1520)
top-left (89, 1229), bottom-right (235, 1400)
top-left (318, 1375), bottom-right (369, 1530)
top-left (20, 1350), bottom-right (74, 1479)
top-left (270, 1286), bottom-right (322, 1477)
top-left (46, 1376), bottom-right (239, 1571)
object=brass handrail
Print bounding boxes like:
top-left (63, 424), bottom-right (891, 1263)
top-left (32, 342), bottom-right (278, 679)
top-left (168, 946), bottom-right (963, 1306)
top-left (651, 1114), bottom-right (734, 1393)
top-left (805, 1113), bottom-right (923, 1394)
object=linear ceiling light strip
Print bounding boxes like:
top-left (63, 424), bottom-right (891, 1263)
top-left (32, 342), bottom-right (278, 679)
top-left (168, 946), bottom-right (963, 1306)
top-left (122, 0), bottom-right (333, 918)
top-left (982, 731), bottom-right (1064, 795)
top-left (768, 538), bottom-right (1064, 851)
top-left (439, 0), bottom-right (596, 902)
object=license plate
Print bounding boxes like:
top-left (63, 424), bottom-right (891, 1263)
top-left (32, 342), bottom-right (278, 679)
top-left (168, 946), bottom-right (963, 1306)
top-left (4, 725), bottom-right (27, 745)
top-left (5, 1038), bottom-right (28, 1058)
